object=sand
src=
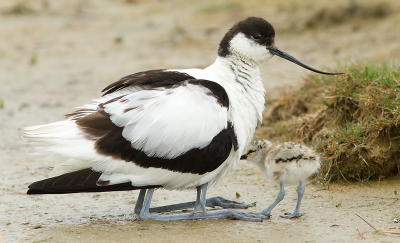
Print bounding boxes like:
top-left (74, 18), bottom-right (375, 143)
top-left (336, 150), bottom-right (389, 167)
top-left (1, 0), bottom-right (400, 242)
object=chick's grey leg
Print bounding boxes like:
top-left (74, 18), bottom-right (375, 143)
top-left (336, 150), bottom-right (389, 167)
top-left (256, 182), bottom-right (285, 216)
top-left (280, 181), bottom-right (305, 218)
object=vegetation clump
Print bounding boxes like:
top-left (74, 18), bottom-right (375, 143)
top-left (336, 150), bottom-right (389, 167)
top-left (256, 62), bottom-right (400, 182)
top-left (305, 1), bottom-right (393, 28)
top-left (2, 2), bottom-right (35, 15)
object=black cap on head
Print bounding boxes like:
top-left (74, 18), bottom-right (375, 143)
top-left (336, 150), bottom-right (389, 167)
top-left (218, 17), bottom-right (275, 57)
top-left (219, 17), bottom-right (344, 75)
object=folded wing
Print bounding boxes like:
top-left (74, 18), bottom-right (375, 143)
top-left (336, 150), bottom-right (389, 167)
top-left (25, 79), bottom-right (238, 193)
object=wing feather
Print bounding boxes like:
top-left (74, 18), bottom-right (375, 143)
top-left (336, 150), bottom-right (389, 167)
top-left (102, 69), bottom-right (195, 95)
top-left (102, 80), bottom-right (230, 159)
top-left (76, 79), bottom-right (237, 175)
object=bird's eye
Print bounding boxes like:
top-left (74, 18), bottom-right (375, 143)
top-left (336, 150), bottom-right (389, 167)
top-left (252, 34), bottom-right (261, 39)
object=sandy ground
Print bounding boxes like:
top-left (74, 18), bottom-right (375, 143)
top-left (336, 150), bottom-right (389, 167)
top-left (1, 0), bottom-right (400, 242)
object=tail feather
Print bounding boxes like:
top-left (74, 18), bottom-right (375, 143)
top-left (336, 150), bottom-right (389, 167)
top-left (27, 168), bottom-right (161, 194)
top-left (68, 169), bottom-right (94, 189)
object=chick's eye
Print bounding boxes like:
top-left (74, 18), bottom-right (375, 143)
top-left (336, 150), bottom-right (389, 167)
top-left (252, 34), bottom-right (261, 39)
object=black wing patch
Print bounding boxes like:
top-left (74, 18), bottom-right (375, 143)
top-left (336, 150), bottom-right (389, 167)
top-left (77, 113), bottom-right (237, 175)
top-left (186, 80), bottom-right (229, 108)
top-left (27, 168), bottom-right (161, 194)
top-left (102, 69), bottom-right (195, 96)
top-left (92, 122), bottom-right (237, 175)
top-left (76, 80), bottom-right (237, 175)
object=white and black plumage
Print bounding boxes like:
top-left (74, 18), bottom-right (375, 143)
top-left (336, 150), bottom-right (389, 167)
top-left (241, 139), bottom-right (321, 218)
top-left (22, 17), bottom-right (339, 221)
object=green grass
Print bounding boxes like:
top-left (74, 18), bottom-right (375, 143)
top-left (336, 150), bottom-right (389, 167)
top-left (30, 53), bottom-right (37, 65)
top-left (256, 62), bottom-right (400, 182)
top-left (31, 237), bottom-right (53, 243)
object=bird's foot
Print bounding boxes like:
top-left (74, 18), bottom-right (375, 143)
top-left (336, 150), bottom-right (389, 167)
top-left (148, 196), bottom-right (256, 213)
top-left (215, 209), bottom-right (268, 221)
top-left (206, 196), bottom-right (256, 209)
top-left (189, 203), bottom-right (206, 216)
top-left (280, 212), bottom-right (304, 219)
top-left (141, 209), bottom-right (267, 221)
top-left (139, 210), bottom-right (151, 220)
top-left (255, 211), bottom-right (271, 217)
top-left (254, 207), bottom-right (272, 217)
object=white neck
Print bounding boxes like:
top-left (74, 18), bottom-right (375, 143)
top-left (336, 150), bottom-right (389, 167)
top-left (204, 56), bottom-right (266, 153)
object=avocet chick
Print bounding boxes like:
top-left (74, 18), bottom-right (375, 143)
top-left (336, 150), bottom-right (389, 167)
top-left (241, 139), bottom-right (320, 218)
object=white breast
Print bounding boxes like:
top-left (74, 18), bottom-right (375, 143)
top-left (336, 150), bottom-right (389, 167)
top-left (171, 57), bottom-right (266, 184)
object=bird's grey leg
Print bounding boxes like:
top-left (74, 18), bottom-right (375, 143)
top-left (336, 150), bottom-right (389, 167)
top-left (280, 181), bottom-right (305, 218)
top-left (147, 186), bottom-right (201, 213)
top-left (136, 187), bottom-right (206, 214)
top-left (148, 197), bottom-right (256, 213)
top-left (256, 182), bottom-right (285, 216)
top-left (195, 185), bottom-right (201, 207)
top-left (148, 184), bottom-right (255, 213)
top-left (139, 184), bottom-right (266, 221)
top-left (134, 189), bottom-right (146, 213)
top-left (189, 183), bottom-right (208, 215)
top-left (139, 188), bottom-right (155, 220)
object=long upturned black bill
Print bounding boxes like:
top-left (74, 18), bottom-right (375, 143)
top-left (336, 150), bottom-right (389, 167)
top-left (267, 45), bottom-right (344, 75)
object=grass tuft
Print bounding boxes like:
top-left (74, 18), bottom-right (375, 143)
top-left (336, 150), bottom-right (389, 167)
top-left (257, 62), bottom-right (400, 183)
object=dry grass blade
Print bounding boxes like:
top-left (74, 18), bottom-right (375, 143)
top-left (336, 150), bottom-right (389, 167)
top-left (357, 229), bottom-right (365, 240)
top-left (383, 231), bottom-right (400, 235)
top-left (31, 237), bottom-right (53, 243)
top-left (355, 214), bottom-right (377, 231)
